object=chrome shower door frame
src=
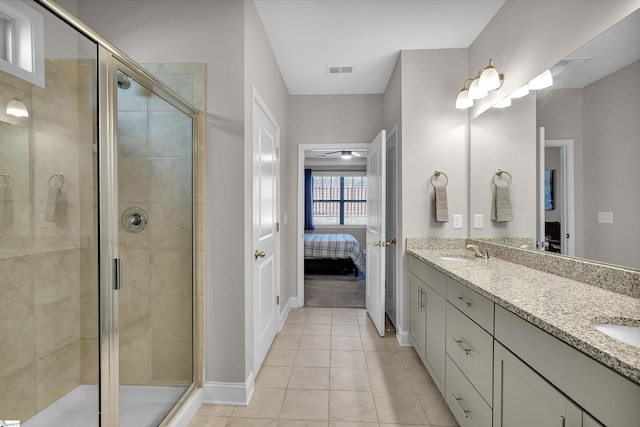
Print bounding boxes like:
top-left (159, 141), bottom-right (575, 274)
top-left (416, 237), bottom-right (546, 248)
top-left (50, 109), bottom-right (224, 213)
top-left (98, 49), bottom-right (200, 427)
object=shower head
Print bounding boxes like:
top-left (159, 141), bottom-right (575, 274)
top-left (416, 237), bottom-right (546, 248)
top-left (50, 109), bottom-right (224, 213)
top-left (117, 72), bottom-right (131, 90)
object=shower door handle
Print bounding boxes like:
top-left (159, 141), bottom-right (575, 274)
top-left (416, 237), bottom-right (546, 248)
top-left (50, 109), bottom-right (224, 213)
top-left (113, 258), bottom-right (122, 290)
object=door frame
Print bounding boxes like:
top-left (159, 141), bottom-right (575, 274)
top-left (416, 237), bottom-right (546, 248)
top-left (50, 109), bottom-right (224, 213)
top-left (251, 87), bottom-right (281, 375)
top-left (296, 142), bottom-right (370, 306)
top-left (384, 125), bottom-right (398, 329)
top-left (545, 139), bottom-right (575, 256)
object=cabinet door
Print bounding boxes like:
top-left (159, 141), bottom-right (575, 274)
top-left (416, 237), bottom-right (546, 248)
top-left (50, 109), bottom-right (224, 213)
top-left (494, 342), bottom-right (582, 427)
top-left (409, 273), bottom-right (426, 356)
top-left (424, 284), bottom-right (446, 393)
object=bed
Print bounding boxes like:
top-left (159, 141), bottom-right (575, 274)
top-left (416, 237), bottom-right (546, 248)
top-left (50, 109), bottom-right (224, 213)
top-left (303, 233), bottom-right (366, 277)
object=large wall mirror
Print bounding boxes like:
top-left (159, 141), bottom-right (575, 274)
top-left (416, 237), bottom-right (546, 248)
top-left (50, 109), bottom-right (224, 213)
top-left (469, 8), bottom-right (640, 270)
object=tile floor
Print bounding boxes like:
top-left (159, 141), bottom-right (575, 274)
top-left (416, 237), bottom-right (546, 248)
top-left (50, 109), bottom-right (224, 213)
top-left (188, 307), bottom-right (459, 427)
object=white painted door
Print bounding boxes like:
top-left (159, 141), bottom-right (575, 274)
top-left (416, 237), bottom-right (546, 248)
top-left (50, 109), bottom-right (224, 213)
top-left (252, 89), bottom-right (280, 374)
top-left (384, 127), bottom-right (397, 327)
top-left (366, 130), bottom-right (386, 336)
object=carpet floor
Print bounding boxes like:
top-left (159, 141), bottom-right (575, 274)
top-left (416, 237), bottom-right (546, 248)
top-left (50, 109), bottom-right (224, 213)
top-left (304, 273), bottom-right (366, 308)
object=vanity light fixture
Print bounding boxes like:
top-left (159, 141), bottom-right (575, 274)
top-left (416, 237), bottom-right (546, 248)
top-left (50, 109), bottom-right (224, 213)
top-left (527, 69), bottom-right (553, 90)
top-left (478, 59), bottom-right (502, 91)
top-left (455, 79), bottom-right (474, 109)
top-left (455, 59), bottom-right (504, 109)
top-left (6, 98), bottom-right (29, 117)
top-left (341, 150), bottom-right (353, 160)
top-left (468, 77), bottom-right (488, 100)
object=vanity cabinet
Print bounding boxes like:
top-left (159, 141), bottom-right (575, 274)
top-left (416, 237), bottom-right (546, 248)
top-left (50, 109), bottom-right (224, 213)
top-left (408, 255), bottom-right (446, 394)
top-left (407, 253), bottom-right (638, 427)
top-left (495, 306), bottom-right (638, 427)
top-left (494, 341), bottom-right (582, 427)
top-left (445, 278), bottom-right (494, 427)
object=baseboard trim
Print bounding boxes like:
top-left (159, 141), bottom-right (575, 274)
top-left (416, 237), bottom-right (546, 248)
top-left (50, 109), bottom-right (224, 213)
top-left (396, 328), bottom-right (412, 347)
top-left (279, 296), bottom-right (297, 329)
top-left (166, 388), bottom-right (203, 427)
top-left (203, 371), bottom-right (255, 406)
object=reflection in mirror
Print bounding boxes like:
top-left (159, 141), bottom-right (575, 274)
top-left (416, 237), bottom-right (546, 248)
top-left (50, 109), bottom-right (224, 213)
top-left (537, 8), bottom-right (640, 270)
top-left (0, 120), bottom-right (30, 237)
top-left (470, 9), bottom-right (640, 270)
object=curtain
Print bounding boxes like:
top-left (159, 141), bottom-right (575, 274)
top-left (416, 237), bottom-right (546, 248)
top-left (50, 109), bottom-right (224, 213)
top-left (304, 168), bottom-right (315, 230)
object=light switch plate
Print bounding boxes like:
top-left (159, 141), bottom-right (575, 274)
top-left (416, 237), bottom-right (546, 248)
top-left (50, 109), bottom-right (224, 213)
top-left (474, 214), bottom-right (483, 229)
top-left (597, 211), bottom-right (613, 224)
top-left (453, 214), bottom-right (462, 229)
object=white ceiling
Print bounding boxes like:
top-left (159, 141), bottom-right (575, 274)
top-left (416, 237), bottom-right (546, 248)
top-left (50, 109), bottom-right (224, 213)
top-left (254, 0), bottom-right (506, 95)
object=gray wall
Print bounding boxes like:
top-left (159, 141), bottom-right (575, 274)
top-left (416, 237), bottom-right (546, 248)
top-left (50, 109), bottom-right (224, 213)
top-left (537, 60), bottom-right (640, 267)
top-left (582, 60), bottom-right (640, 267)
top-left (469, 93), bottom-right (537, 240)
top-left (537, 89), bottom-right (584, 256)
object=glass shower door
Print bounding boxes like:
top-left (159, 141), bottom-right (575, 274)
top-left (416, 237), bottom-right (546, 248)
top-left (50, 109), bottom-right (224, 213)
top-left (114, 65), bottom-right (194, 427)
top-left (0, 1), bottom-right (100, 425)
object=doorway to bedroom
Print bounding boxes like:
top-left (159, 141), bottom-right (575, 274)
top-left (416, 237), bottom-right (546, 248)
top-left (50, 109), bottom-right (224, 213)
top-left (301, 146), bottom-right (368, 308)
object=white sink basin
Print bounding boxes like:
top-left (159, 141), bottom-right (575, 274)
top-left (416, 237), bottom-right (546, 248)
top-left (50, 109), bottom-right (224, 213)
top-left (595, 323), bottom-right (640, 348)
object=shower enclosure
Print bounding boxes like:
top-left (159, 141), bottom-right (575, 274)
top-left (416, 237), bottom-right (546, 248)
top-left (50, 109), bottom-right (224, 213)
top-left (0, 1), bottom-right (200, 426)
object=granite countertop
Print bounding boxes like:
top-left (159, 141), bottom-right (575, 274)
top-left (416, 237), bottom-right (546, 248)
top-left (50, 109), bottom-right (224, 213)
top-left (407, 248), bottom-right (640, 386)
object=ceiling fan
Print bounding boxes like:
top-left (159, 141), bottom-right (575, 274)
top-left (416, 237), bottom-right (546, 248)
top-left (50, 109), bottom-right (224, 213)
top-left (325, 150), bottom-right (362, 159)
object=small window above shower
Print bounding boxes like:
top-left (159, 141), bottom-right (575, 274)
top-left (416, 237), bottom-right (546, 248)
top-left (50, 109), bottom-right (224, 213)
top-left (0, 0), bottom-right (44, 87)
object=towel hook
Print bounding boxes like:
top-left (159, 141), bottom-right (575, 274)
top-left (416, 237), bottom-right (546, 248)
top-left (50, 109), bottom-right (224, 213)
top-left (431, 170), bottom-right (448, 187)
top-left (49, 173), bottom-right (64, 191)
top-left (0, 173), bottom-right (9, 190)
top-left (493, 169), bottom-right (512, 187)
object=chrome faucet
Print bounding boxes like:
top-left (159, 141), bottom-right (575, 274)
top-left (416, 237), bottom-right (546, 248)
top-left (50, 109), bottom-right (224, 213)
top-left (466, 244), bottom-right (489, 259)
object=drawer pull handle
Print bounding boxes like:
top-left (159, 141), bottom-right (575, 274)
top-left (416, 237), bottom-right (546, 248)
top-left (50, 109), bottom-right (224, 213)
top-left (560, 416), bottom-right (565, 427)
top-left (452, 337), bottom-right (471, 355)
top-left (457, 296), bottom-right (472, 308)
top-left (451, 393), bottom-right (470, 418)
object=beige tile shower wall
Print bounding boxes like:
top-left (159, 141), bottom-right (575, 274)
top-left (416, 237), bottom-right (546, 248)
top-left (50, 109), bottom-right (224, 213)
top-left (117, 63), bottom-right (204, 386)
top-left (0, 59), bottom-right (88, 421)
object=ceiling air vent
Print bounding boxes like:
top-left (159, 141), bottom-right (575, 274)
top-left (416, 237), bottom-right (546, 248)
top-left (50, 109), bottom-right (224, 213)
top-left (327, 65), bottom-right (354, 75)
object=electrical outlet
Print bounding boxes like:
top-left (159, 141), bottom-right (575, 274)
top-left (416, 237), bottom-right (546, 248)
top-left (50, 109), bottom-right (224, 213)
top-left (474, 214), bottom-right (484, 229)
top-left (453, 214), bottom-right (462, 229)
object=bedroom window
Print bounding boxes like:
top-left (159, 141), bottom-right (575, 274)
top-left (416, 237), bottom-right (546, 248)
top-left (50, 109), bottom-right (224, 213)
top-left (312, 174), bottom-right (367, 225)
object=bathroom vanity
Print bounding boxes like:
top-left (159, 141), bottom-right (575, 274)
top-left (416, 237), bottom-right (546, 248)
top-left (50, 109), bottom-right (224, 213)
top-left (407, 242), bottom-right (640, 427)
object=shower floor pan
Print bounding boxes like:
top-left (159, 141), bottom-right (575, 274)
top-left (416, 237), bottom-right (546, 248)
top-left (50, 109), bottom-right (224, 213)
top-left (23, 384), bottom-right (187, 427)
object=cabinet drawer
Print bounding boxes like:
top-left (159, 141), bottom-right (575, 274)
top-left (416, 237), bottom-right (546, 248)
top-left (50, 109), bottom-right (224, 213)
top-left (446, 303), bottom-right (493, 404)
top-left (447, 278), bottom-right (494, 333)
top-left (445, 355), bottom-right (492, 427)
top-left (408, 255), bottom-right (446, 297)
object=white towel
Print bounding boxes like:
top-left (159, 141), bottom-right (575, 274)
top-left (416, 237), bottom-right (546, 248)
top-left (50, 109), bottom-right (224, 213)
top-left (434, 185), bottom-right (449, 222)
top-left (491, 185), bottom-right (513, 222)
top-left (44, 186), bottom-right (59, 222)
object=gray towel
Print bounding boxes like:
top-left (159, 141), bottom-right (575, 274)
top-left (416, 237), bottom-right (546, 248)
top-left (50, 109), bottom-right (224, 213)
top-left (491, 185), bottom-right (513, 222)
top-left (44, 187), bottom-right (59, 222)
top-left (434, 185), bottom-right (449, 222)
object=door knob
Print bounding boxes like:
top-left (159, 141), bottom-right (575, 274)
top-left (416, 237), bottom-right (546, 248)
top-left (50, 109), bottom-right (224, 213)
top-left (254, 250), bottom-right (266, 259)
top-left (373, 241), bottom-right (381, 247)
top-left (386, 238), bottom-right (396, 246)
